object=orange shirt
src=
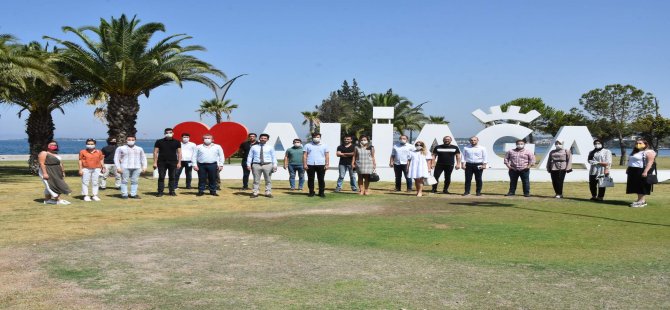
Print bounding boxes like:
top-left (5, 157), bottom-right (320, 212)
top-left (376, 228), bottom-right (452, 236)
top-left (79, 149), bottom-right (104, 169)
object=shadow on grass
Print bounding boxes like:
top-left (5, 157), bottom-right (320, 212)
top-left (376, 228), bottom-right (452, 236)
top-left (449, 201), bottom-right (515, 207)
top-left (513, 206), bottom-right (670, 227)
top-left (0, 165), bottom-right (35, 183)
top-left (563, 197), bottom-right (630, 206)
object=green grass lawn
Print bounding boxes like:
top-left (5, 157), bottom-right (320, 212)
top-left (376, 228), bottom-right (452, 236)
top-left (0, 160), bottom-right (668, 309)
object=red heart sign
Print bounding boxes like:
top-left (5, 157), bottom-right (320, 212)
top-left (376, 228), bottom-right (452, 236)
top-left (172, 121), bottom-right (249, 159)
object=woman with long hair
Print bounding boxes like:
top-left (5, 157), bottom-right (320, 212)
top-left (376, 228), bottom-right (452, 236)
top-left (352, 135), bottom-right (376, 195)
top-left (626, 138), bottom-right (656, 208)
top-left (407, 140), bottom-right (432, 197)
top-left (38, 140), bottom-right (72, 205)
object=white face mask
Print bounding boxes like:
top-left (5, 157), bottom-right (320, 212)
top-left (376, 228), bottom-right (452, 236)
top-left (165, 133), bottom-right (173, 138)
top-left (360, 140), bottom-right (368, 145)
top-left (400, 139), bottom-right (407, 145)
top-left (182, 137), bottom-right (190, 143)
top-left (203, 138), bottom-right (212, 145)
top-left (126, 140), bottom-right (136, 146)
top-left (294, 143), bottom-right (302, 147)
top-left (415, 145), bottom-right (422, 151)
top-left (312, 138), bottom-right (321, 143)
top-left (86, 144), bottom-right (95, 149)
top-left (516, 144), bottom-right (525, 149)
top-left (594, 143), bottom-right (602, 149)
top-left (555, 144), bottom-right (563, 150)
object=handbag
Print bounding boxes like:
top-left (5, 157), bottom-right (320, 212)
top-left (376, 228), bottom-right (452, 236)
top-left (369, 171), bottom-right (380, 182)
top-left (642, 151), bottom-right (659, 185)
top-left (425, 175), bottom-right (438, 186)
top-left (598, 175), bottom-right (614, 188)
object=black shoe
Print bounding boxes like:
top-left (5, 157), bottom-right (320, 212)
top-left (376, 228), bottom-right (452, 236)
top-left (590, 197), bottom-right (598, 201)
top-left (476, 193), bottom-right (482, 196)
top-left (443, 191), bottom-right (451, 194)
top-left (196, 192), bottom-right (205, 196)
top-left (318, 193), bottom-right (326, 198)
top-left (121, 195), bottom-right (129, 199)
top-left (524, 194), bottom-right (531, 197)
top-left (210, 192), bottom-right (219, 196)
top-left (185, 186), bottom-right (192, 190)
top-left (505, 193), bottom-right (515, 196)
top-left (130, 195), bottom-right (141, 199)
top-left (462, 192), bottom-right (470, 196)
top-left (169, 192), bottom-right (177, 196)
top-left (430, 189), bottom-right (437, 193)
top-left (242, 187), bottom-right (249, 190)
top-left (308, 193), bottom-right (315, 197)
top-left (406, 189), bottom-right (413, 192)
top-left (394, 189), bottom-right (401, 192)
top-left (156, 192), bottom-right (164, 197)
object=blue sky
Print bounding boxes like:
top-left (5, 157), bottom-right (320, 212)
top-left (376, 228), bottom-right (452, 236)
top-left (1, 0), bottom-right (668, 140)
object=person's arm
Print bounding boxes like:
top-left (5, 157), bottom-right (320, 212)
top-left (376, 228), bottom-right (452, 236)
top-left (546, 151), bottom-right (552, 172)
top-left (336, 147), bottom-right (344, 158)
top-left (351, 148), bottom-right (357, 169)
top-left (283, 152), bottom-right (289, 169)
top-left (426, 155), bottom-right (433, 171)
top-left (482, 148), bottom-right (488, 169)
top-left (246, 147), bottom-right (253, 170)
top-left (176, 147), bottom-right (182, 168)
top-left (371, 147), bottom-right (377, 170)
top-left (271, 149), bottom-right (278, 172)
top-left (389, 147), bottom-right (396, 167)
top-left (140, 149), bottom-right (148, 172)
top-left (642, 151), bottom-right (656, 177)
top-left (303, 149), bottom-right (308, 170)
top-left (153, 147), bottom-right (159, 169)
top-left (566, 150), bottom-right (573, 172)
top-left (217, 146), bottom-right (225, 170)
top-left (431, 151), bottom-right (437, 169)
top-left (99, 152), bottom-right (106, 173)
top-left (114, 147), bottom-right (123, 174)
top-left (504, 151), bottom-right (512, 170)
top-left (324, 151), bottom-right (330, 170)
top-left (455, 150), bottom-right (461, 170)
top-left (527, 152), bottom-right (536, 170)
top-left (78, 151), bottom-right (85, 176)
top-left (192, 147), bottom-right (200, 172)
top-left (38, 152), bottom-right (49, 179)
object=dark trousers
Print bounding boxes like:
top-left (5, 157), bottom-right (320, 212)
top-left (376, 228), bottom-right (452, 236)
top-left (307, 165), bottom-right (326, 195)
top-left (241, 162), bottom-right (251, 188)
top-left (432, 164), bottom-right (454, 192)
top-left (464, 163), bottom-right (484, 194)
top-left (393, 164), bottom-right (413, 190)
top-left (197, 163), bottom-right (218, 193)
top-left (589, 174), bottom-right (606, 198)
top-left (508, 169), bottom-right (530, 195)
top-left (174, 161), bottom-right (193, 188)
top-left (550, 170), bottom-right (567, 196)
top-left (157, 161), bottom-right (177, 193)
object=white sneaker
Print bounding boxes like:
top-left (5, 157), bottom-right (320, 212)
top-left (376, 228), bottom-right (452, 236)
top-left (92, 196), bottom-right (101, 201)
top-left (630, 201), bottom-right (647, 208)
top-left (83, 196), bottom-right (92, 202)
top-left (43, 199), bottom-right (57, 205)
top-left (555, 195), bottom-right (562, 199)
top-left (57, 200), bottom-right (71, 205)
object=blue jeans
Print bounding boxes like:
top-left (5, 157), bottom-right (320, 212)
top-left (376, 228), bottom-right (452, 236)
top-left (287, 164), bottom-right (305, 189)
top-left (336, 164), bottom-right (358, 191)
top-left (508, 169), bottom-right (530, 195)
top-left (121, 168), bottom-right (141, 197)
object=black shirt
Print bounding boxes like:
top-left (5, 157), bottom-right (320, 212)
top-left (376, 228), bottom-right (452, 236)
top-left (337, 144), bottom-right (355, 166)
top-left (239, 140), bottom-right (258, 165)
top-left (154, 138), bottom-right (181, 163)
top-left (432, 144), bottom-right (461, 166)
top-left (101, 145), bottom-right (118, 164)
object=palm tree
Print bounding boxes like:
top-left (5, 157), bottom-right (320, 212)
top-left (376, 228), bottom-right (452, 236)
top-left (301, 111), bottom-right (321, 135)
top-left (197, 98), bottom-right (238, 123)
top-left (345, 90), bottom-right (427, 138)
top-left (46, 14), bottom-right (225, 143)
top-left (1, 42), bottom-right (92, 174)
top-left (0, 34), bottom-right (66, 100)
top-left (427, 115), bottom-right (450, 124)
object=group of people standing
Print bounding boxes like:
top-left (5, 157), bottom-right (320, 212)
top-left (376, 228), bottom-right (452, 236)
top-left (37, 130), bottom-right (659, 208)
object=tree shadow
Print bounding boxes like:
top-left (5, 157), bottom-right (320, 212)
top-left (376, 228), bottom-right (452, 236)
top-left (513, 206), bottom-right (670, 227)
top-left (449, 201), bottom-right (515, 207)
top-left (563, 197), bottom-right (630, 206)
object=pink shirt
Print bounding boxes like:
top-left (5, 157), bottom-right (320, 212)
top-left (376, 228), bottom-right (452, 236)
top-left (504, 148), bottom-right (535, 170)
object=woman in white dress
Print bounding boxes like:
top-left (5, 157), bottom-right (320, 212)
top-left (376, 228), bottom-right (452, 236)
top-left (407, 140), bottom-right (432, 197)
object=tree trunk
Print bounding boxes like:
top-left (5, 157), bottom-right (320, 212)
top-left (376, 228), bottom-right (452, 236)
top-left (26, 108), bottom-right (55, 175)
top-left (215, 113), bottom-right (222, 124)
top-left (618, 136), bottom-right (626, 166)
top-left (107, 94), bottom-right (140, 143)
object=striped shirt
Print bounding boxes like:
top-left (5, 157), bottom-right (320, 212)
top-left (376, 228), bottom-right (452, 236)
top-left (114, 145), bottom-right (147, 170)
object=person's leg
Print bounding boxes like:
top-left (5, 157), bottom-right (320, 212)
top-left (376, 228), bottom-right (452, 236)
top-left (307, 165), bottom-right (316, 195)
top-left (91, 168), bottom-right (101, 197)
top-left (464, 165), bottom-right (473, 194)
top-left (415, 178), bottom-right (424, 196)
top-left (167, 162), bottom-right (177, 193)
top-left (336, 165), bottom-right (346, 190)
top-left (263, 164), bottom-right (273, 194)
top-left (297, 165), bottom-right (305, 190)
top-left (241, 163), bottom-right (250, 189)
top-left (550, 171), bottom-right (559, 195)
top-left (175, 163), bottom-right (184, 189)
top-left (364, 176), bottom-right (371, 194)
top-left (100, 165), bottom-right (109, 189)
top-left (557, 170), bottom-right (566, 196)
top-left (288, 164), bottom-right (296, 189)
top-left (184, 163), bottom-right (193, 188)
top-left (357, 173), bottom-right (364, 195)
top-left (432, 165), bottom-right (444, 192)
top-left (81, 168), bottom-right (91, 197)
top-left (402, 165), bottom-right (413, 190)
top-left (252, 164), bottom-right (262, 196)
top-left (120, 169), bottom-right (130, 197)
top-left (207, 164), bottom-right (218, 194)
top-left (508, 169), bottom-right (518, 195)
top-left (197, 163), bottom-right (207, 193)
top-left (474, 167), bottom-right (483, 194)
top-left (348, 165), bottom-right (358, 191)
top-left (129, 169), bottom-right (141, 197)
top-left (393, 164), bottom-right (402, 190)
top-left (443, 165), bottom-right (454, 193)
top-left (112, 164), bottom-right (121, 188)
top-left (157, 163), bottom-right (167, 194)
top-left (520, 169), bottom-right (530, 196)
top-left (590, 174), bottom-right (599, 197)
top-left (317, 165), bottom-right (326, 195)
top-left (598, 183), bottom-right (606, 199)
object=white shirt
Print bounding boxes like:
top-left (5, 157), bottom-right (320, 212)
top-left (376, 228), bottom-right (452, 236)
top-left (391, 143), bottom-right (415, 165)
top-left (114, 145), bottom-right (147, 170)
top-left (192, 143), bottom-right (225, 166)
top-left (461, 145), bottom-right (488, 164)
top-left (180, 141), bottom-right (197, 162)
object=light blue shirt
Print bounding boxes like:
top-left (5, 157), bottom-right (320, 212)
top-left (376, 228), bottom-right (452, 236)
top-left (246, 143), bottom-right (277, 166)
top-left (391, 143), bottom-right (415, 165)
top-left (192, 143), bottom-right (225, 166)
top-left (304, 142), bottom-right (329, 165)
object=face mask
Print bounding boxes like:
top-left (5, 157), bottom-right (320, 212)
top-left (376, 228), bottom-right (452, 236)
top-left (48, 145), bottom-right (58, 151)
top-left (400, 139), bottom-right (407, 145)
top-left (555, 144), bottom-right (563, 150)
top-left (86, 145), bottom-right (95, 149)
top-left (636, 143), bottom-right (645, 149)
top-left (109, 141), bottom-right (117, 145)
top-left (294, 143), bottom-right (302, 147)
top-left (594, 143), bottom-right (602, 149)
top-left (516, 144), bottom-right (525, 149)
top-left (415, 145), bottom-right (422, 151)
top-left (204, 138), bottom-right (212, 145)
top-left (127, 141), bottom-right (136, 146)
top-left (165, 133), bottom-right (173, 138)
top-left (312, 138), bottom-right (321, 143)
top-left (360, 140), bottom-right (368, 145)
top-left (182, 137), bottom-right (190, 143)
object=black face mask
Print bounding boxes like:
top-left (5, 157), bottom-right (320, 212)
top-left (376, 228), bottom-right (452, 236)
top-left (109, 142), bottom-right (117, 145)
